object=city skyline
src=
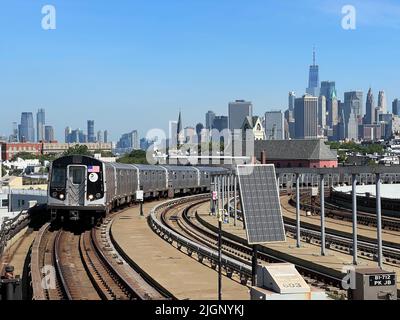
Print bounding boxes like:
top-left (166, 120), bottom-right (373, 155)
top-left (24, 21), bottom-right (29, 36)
top-left (1, 0), bottom-right (400, 141)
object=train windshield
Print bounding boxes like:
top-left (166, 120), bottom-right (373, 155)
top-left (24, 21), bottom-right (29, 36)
top-left (51, 168), bottom-right (66, 188)
top-left (69, 166), bottom-right (85, 185)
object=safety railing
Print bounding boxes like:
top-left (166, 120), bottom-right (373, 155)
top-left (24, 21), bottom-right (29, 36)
top-left (0, 210), bottom-right (30, 259)
top-left (148, 195), bottom-right (252, 280)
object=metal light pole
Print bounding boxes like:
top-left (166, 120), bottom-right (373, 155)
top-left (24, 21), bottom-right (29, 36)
top-left (296, 173), bottom-right (301, 248)
top-left (217, 175), bottom-right (223, 300)
top-left (320, 174), bottom-right (326, 256)
top-left (376, 173), bottom-right (383, 268)
top-left (234, 175), bottom-right (237, 227)
top-left (352, 174), bottom-right (358, 265)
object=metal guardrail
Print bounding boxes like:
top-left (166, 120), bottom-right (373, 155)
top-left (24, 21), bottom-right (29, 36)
top-left (148, 195), bottom-right (252, 279)
top-left (0, 210), bottom-right (30, 260)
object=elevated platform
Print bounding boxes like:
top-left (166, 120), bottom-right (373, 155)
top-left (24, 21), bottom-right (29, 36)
top-left (111, 201), bottom-right (249, 300)
top-left (196, 202), bottom-right (400, 292)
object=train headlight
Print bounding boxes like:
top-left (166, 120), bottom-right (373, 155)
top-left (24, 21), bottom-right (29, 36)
top-left (52, 192), bottom-right (58, 198)
top-left (88, 194), bottom-right (94, 200)
top-left (96, 193), bottom-right (102, 199)
top-left (59, 194), bottom-right (65, 200)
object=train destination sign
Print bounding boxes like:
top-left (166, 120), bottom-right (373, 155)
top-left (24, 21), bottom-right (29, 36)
top-left (369, 274), bottom-right (396, 287)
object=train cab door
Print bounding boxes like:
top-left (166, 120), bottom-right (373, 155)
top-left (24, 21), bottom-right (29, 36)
top-left (67, 165), bottom-right (87, 206)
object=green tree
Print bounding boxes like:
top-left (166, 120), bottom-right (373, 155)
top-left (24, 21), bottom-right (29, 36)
top-left (117, 150), bottom-right (148, 164)
top-left (63, 145), bottom-right (93, 156)
top-left (11, 152), bottom-right (38, 161)
top-left (1, 165), bottom-right (6, 177)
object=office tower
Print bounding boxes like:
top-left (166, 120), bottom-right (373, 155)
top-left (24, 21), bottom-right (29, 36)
top-left (19, 112), bottom-right (35, 142)
top-left (177, 111), bottom-right (185, 145)
top-left (117, 130), bottom-right (139, 150)
top-left (36, 108), bottom-right (45, 142)
top-left (87, 120), bottom-right (95, 143)
top-left (294, 95), bottom-right (319, 139)
top-left (377, 90), bottom-right (387, 114)
top-left (288, 92), bottom-right (296, 112)
top-left (184, 127), bottom-right (196, 143)
top-left (393, 99), bottom-right (400, 116)
top-left (264, 111), bottom-right (285, 140)
top-left (320, 81), bottom-right (338, 128)
top-left (9, 122), bottom-right (18, 142)
top-left (344, 91), bottom-right (363, 140)
top-left (228, 100), bottom-right (253, 131)
top-left (364, 88), bottom-right (375, 124)
top-left (195, 123), bottom-right (204, 136)
top-left (104, 130), bottom-right (108, 143)
top-left (212, 116), bottom-right (228, 132)
top-left (65, 127), bottom-right (72, 143)
top-left (318, 95), bottom-right (326, 129)
top-left (306, 48), bottom-right (320, 97)
top-left (205, 111), bottom-right (216, 130)
top-left (97, 130), bottom-right (104, 143)
top-left (44, 126), bottom-right (55, 142)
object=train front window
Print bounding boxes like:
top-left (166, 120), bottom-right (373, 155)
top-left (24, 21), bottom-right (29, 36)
top-left (69, 166), bottom-right (85, 185)
top-left (51, 168), bottom-right (66, 188)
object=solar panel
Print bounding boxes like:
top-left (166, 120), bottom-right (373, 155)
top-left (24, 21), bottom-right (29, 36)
top-left (237, 164), bottom-right (286, 244)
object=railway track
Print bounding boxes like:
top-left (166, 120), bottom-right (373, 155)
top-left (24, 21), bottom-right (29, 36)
top-left (151, 195), bottom-right (347, 298)
top-left (30, 214), bottom-right (170, 300)
top-left (292, 191), bottom-right (400, 231)
top-left (280, 198), bottom-right (400, 264)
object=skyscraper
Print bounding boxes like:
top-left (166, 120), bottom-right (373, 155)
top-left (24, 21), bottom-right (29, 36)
top-left (65, 127), bottom-right (72, 143)
top-left (320, 81), bottom-right (338, 129)
top-left (288, 92), bottom-right (296, 112)
top-left (364, 88), bottom-right (375, 125)
top-left (87, 120), bottom-right (95, 143)
top-left (205, 111), bottom-right (216, 130)
top-left (177, 111), bottom-right (185, 145)
top-left (228, 100), bottom-right (253, 131)
top-left (294, 95), bottom-right (319, 139)
top-left (19, 112), bottom-right (35, 142)
top-left (344, 91), bottom-right (363, 140)
top-left (36, 108), bottom-right (45, 142)
top-left (97, 130), bottom-right (104, 143)
top-left (45, 126), bottom-right (55, 142)
top-left (104, 130), bottom-right (108, 143)
top-left (318, 95), bottom-right (326, 129)
top-left (212, 116), bottom-right (228, 132)
top-left (264, 111), bottom-right (285, 140)
top-left (306, 48), bottom-right (320, 97)
top-left (9, 122), bottom-right (18, 142)
top-left (393, 99), bottom-right (400, 116)
top-left (377, 90), bottom-right (387, 114)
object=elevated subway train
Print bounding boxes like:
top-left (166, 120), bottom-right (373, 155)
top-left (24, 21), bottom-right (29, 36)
top-left (47, 155), bottom-right (228, 222)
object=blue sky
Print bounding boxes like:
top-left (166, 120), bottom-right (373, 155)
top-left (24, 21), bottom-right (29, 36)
top-left (1, 0), bottom-right (400, 141)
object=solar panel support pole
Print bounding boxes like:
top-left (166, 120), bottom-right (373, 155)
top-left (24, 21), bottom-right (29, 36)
top-left (296, 173), bottom-right (301, 248)
top-left (227, 175), bottom-right (230, 222)
top-left (252, 245), bottom-right (258, 286)
top-left (319, 174), bottom-right (326, 256)
top-left (234, 175), bottom-right (237, 227)
top-left (222, 176), bottom-right (225, 222)
top-left (352, 174), bottom-right (358, 265)
top-left (218, 213), bottom-right (223, 300)
top-left (376, 173), bottom-right (383, 268)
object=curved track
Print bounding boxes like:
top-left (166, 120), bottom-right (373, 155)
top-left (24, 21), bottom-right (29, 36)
top-left (151, 196), bottom-right (348, 298)
top-left (30, 216), bottom-right (169, 300)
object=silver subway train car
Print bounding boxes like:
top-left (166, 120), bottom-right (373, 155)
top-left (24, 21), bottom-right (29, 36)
top-left (47, 155), bottom-right (227, 222)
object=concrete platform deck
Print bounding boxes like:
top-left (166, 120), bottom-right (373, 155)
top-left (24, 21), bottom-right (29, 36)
top-left (0, 228), bottom-right (36, 276)
top-left (111, 201), bottom-right (249, 300)
top-left (197, 202), bottom-right (400, 290)
top-left (280, 195), bottom-right (400, 245)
